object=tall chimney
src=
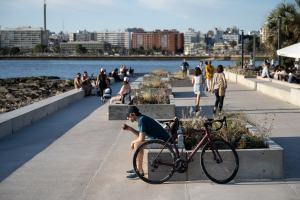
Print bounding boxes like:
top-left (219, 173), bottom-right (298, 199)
top-left (44, 0), bottom-right (46, 31)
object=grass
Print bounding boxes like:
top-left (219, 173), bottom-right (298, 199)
top-left (141, 76), bottom-right (169, 89)
top-left (133, 88), bottom-right (170, 105)
top-left (170, 71), bottom-right (190, 80)
top-left (181, 107), bottom-right (272, 150)
top-left (151, 69), bottom-right (170, 76)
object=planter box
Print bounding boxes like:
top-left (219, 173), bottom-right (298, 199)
top-left (108, 95), bottom-right (176, 120)
top-left (169, 79), bottom-right (192, 87)
top-left (143, 74), bottom-right (169, 83)
top-left (132, 83), bottom-right (172, 96)
top-left (144, 122), bottom-right (283, 181)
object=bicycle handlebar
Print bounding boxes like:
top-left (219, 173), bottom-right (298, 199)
top-left (204, 116), bottom-right (227, 131)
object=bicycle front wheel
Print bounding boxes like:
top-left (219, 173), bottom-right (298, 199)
top-left (201, 139), bottom-right (239, 184)
top-left (133, 140), bottom-right (176, 184)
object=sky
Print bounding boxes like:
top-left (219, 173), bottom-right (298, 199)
top-left (0, 0), bottom-right (286, 35)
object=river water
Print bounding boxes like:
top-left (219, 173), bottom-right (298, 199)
top-left (0, 60), bottom-right (265, 80)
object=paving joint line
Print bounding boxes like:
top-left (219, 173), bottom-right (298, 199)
top-left (79, 128), bottom-right (123, 200)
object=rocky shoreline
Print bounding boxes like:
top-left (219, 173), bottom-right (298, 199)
top-left (0, 76), bottom-right (74, 115)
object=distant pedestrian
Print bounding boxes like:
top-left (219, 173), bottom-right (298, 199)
top-left (205, 61), bottom-right (215, 92)
top-left (96, 68), bottom-right (109, 102)
top-left (204, 61), bottom-right (208, 91)
top-left (180, 59), bottom-right (189, 77)
top-left (191, 67), bottom-right (205, 112)
top-left (261, 62), bottom-right (270, 78)
top-left (212, 65), bottom-right (227, 114)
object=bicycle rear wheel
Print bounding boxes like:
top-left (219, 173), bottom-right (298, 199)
top-left (133, 140), bottom-right (176, 184)
top-left (201, 139), bottom-right (239, 184)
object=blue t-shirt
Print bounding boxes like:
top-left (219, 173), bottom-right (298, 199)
top-left (138, 115), bottom-right (169, 142)
top-left (288, 73), bottom-right (298, 83)
top-left (181, 62), bottom-right (189, 71)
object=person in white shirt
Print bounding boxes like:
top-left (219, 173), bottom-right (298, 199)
top-left (261, 62), bottom-right (270, 78)
top-left (274, 66), bottom-right (287, 80)
top-left (295, 62), bottom-right (299, 70)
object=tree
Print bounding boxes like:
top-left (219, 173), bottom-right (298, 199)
top-left (49, 39), bottom-right (54, 42)
top-left (265, 0), bottom-right (300, 61)
top-left (152, 44), bottom-right (157, 55)
top-left (9, 47), bottom-right (20, 55)
top-left (53, 45), bottom-right (60, 53)
top-left (0, 50), bottom-right (4, 55)
top-left (230, 40), bottom-right (237, 50)
top-left (98, 49), bottom-right (103, 55)
top-left (34, 44), bottom-right (47, 53)
top-left (157, 45), bottom-right (162, 53)
top-left (139, 46), bottom-right (144, 52)
top-left (129, 47), bottom-right (135, 55)
top-left (75, 44), bottom-right (87, 54)
top-left (217, 47), bottom-right (221, 53)
top-left (224, 44), bottom-right (229, 51)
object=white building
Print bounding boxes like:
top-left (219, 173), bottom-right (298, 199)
top-left (69, 30), bottom-right (91, 42)
top-left (184, 28), bottom-right (206, 45)
top-left (97, 29), bottom-right (132, 49)
top-left (248, 30), bottom-right (260, 36)
top-left (223, 34), bottom-right (240, 44)
top-left (260, 27), bottom-right (267, 44)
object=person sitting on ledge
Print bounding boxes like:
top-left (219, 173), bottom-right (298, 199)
top-left (261, 62), bottom-right (270, 78)
top-left (81, 71), bottom-right (92, 95)
top-left (122, 106), bottom-right (170, 180)
top-left (110, 77), bottom-right (131, 104)
top-left (74, 73), bottom-right (89, 96)
top-left (288, 68), bottom-right (300, 84)
top-left (112, 68), bottom-right (121, 82)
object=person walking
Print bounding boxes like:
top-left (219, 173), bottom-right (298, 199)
top-left (191, 67), bottom-right (205, 112)
top-left (212, 65), bottom-right (227, 114)
top-left (96, 68), bottom-right (109, 102)
top-left (205, 61), bottom-right (215, 92)
top-left (180, 59), bottom-right (189, 77)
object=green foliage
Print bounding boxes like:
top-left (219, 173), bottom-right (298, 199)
top-left (34, 44), bottom-right (48, 53)
top-left (53, 45), bottom-right (60, 53)
top-left (265, 0), bottom-right (300, 60)
top-left (75, 44), bottom-right (87, 54)
top-left (230, 40), bottom-right (237, 49)
top-left (9, 47), bottom-right (20, 55)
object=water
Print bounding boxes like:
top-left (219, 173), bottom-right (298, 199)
top-left (0, 60), bottom-right (265, 80)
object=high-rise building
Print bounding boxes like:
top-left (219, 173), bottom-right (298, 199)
top-left (248, 30), bottom-right (260, 36)
top-left (184, 28), bottom-right (206, 45)
top-left (0, 26), bottom-right (49, 52)
top-left (97, 29), bottom-right (132, 49)
top-left (260, 27), bottom-right (267, 44)
top-left (131, 29), bottom-right (184, 53)
top-left (69, 30), bottom-right (91, 42)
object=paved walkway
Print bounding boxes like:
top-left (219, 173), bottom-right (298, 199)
top-left (0, 78), bottom-right (300, 200)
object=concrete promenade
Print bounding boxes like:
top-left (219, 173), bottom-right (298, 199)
top-left (0, 78), bottom-right (300, 200)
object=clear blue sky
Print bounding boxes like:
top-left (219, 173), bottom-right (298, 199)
top-left (0, 0), bottom-right (286, 34)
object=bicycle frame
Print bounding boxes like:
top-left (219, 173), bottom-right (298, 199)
top-left (152, 127), bottom-right (223, 167)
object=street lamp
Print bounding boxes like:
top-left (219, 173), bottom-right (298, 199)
top-left (240, 30), bottom-right (244, 68)
top-left (278, 16), bottom-right (282, 65)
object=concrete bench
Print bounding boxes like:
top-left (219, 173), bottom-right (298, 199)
top-left (0, 89), bottom-right (85, 139)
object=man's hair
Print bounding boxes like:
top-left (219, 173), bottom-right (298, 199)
top-left (194, 67), bottom-right (202, 76)
top-left (216, 65), bottom-right (224, 73)
top-left (77, 73), bottom-right (81, 76)
top-left (200, 61), bottom-right (203, 64)
top-left (208, 61), bottom-right (212, 65)
top-left (84, 71), bottom-right (87, 74)
top-left (205, 61), bottom-right (208, 65)
top-left (292, 68), bottom-right (297, 73)
top-left (267, 63), bottom-right (270, 67)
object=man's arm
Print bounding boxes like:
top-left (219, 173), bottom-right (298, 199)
top-left (123, 126), bottom-right (139, 138)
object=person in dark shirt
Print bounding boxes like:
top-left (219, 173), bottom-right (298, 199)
top-left (122, 106), bottom-right (170, 180)
top-left (112, 68), bottom-right (121, 82)
top-left (288, 69), bottom-right (299, 84)
top-left (180, 59), bottom-right (189, 77)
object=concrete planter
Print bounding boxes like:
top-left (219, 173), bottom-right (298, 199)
top-left (169, 79), bottom-right (192, 87)
top-left (108, 95), bottom-right (176, 120)
top-left (132, 83), bottom-right (172, 96)
top-left (145, 122), bottom-right (283, 181)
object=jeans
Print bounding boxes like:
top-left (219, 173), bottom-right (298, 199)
top-left (214, 89), bottom-right (224, 110)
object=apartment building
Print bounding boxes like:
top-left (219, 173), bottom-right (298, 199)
top-left (0, 26), bottom-right (49, 52)
top-left (97, 29), bottom-right (131, 49)
top-left (131, 29), bottom-right (184, 53)
top-left (69, 30), bottom-right (91, 42)
top-left (184, 28), bottom-right (206, 45)
top-left (60, 41), bottom-right (111, 52)
top-left (248, 30), bottom-right (260, 36)
top-left (260, 27), bottom-right (267, 44)
top-left (184, 41), bottom-right (207, 55)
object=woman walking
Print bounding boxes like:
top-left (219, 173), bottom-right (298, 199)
top-left (191, 67), bottom-right (205, 112)
top-left (212, 65), bottom-right (227, 114)
top-left (96, 68), bottom-right (109, 102)
top-left (205, 61), bottom-right (215, 92)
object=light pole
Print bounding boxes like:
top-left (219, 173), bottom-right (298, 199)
top-left (240, 30), bottom-right (244, 68)
top-left (278, 17), bottom-right (282, 65)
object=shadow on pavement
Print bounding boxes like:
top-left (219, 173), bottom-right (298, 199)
top-left (0, 96), bottom-right (103, 183)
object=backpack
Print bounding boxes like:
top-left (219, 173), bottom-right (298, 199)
top-left (164, 117), bottom-right (180, 140)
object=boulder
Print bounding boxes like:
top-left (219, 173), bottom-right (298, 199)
top-left (5, 93), bottom-right (15, 99)
top-left (0, 87), bottom-right (9, 93)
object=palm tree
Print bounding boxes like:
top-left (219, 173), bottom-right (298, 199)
top-left (265, 0), bottom-right (300, 59)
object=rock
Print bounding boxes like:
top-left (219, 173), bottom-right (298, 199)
top-left (6, 97), bottom-right (22, 103)
top-left (0, 87), bottom-right (9, 93)
top-left (5, 93), bottom-right (15, 99)
top-left (47, 76), bottom-right (60, 80)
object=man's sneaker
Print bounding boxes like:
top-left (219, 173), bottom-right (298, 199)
top-left (126, 172), bottom-right (144, 180)
top-left (126, 169), bottom-right (135, 174)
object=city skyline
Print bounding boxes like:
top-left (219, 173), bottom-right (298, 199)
top-left (0, 0), bottom-right (284, 34)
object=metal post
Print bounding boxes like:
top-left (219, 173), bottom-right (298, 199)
top-left (241, 30), bottom-right (244, 68)
top-left (278, 17), bottom-right (282, 65)
top-left (253, 34), bottom-right (256, 68)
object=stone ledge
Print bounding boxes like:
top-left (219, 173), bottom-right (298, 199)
top-left (0, 89), bottom-right (85, 139)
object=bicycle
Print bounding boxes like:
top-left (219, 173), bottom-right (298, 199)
top-left (132, 116), bottom-right (239, 184)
